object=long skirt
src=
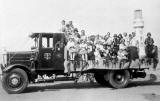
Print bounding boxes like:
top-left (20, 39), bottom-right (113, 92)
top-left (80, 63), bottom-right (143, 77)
top-left (127, 46), bottom-right (139, 61)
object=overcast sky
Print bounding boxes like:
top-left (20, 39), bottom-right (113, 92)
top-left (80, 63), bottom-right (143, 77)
top-left (0, 0), bottom-right (160, 51)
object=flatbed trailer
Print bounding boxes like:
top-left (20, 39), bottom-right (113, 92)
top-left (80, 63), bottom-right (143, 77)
top-left (66, 59), bottom-right (152, 88)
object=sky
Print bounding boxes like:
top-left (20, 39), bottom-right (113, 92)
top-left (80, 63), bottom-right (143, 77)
top-left (0, 0), bottom-right (160, 51)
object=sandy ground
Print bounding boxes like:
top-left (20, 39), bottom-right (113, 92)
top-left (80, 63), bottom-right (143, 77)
top-left (0, 72), bottom-right (160, 101)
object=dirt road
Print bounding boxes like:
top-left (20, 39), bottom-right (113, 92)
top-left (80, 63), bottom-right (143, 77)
top-left (0, 72), bottom-right (160, 101)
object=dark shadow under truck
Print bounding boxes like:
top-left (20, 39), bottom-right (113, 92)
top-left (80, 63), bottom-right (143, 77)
top-left (0, 33), bottom-right (159, 94)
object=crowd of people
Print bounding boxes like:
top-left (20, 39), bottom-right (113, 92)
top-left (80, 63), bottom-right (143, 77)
top-left (60, 20), bottom-right (156, 74)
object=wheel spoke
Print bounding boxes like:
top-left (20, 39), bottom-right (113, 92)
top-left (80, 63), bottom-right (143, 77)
top-left (8, 73), bottom-right (22, 88)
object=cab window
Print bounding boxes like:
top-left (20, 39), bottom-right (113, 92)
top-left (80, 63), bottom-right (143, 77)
top-left (42, 37), bottom-right (53, 48)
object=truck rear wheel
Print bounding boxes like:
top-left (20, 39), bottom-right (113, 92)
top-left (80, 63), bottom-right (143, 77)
top-left (108, 70), bottom-right (130, 89)
top-left (2, 68), bottom-right (29, 94)
top-left (94, 73), bottom-right (109, 86)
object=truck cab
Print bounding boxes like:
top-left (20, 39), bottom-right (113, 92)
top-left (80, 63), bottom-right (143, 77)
top-left (30, 33), bottom-right (65, 73)
top-left (1, 33), bottom-right (66, 94)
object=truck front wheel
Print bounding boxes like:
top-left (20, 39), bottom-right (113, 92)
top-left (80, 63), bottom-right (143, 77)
top-left (2, 68), bottom-right (29, 94)
top-left (108, 70), bottom-right (130, 89)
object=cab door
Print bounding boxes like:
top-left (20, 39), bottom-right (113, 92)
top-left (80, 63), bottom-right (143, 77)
top-left (38, 33), bottom-right (65, 71)
top-left (39, 36), bottom-right (54, 70)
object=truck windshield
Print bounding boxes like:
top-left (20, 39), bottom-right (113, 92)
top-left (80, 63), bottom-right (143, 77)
top-left (31, 37), bottom-right (39, 50)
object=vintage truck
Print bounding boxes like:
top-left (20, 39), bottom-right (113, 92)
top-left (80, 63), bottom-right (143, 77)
top-left (0, 32), bottom-right (159, 94)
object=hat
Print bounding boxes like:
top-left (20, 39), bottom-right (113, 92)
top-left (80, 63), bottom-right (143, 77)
top-left (147, 32), bottom-right (151, 36)
top-left (74, 28), bottom-right (78, 32)
top-left (129, 34), bottom-right (132, 37)
top-left (114, 34), bottom-right (117, 37)
top-left (66, 24), bottom-right (70, 27)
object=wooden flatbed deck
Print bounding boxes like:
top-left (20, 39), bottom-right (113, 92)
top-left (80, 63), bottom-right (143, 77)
top-left (69, 59), bottom-right (153, 73)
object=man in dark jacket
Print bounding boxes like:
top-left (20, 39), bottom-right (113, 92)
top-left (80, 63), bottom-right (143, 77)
top-left (144, 32), bottom-right (154, 58)
top-left (144, 32), bottom-right (158, 70)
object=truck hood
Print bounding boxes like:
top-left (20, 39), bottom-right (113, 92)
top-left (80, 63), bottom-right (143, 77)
top-left (5, 51), bottom-right (36, 67)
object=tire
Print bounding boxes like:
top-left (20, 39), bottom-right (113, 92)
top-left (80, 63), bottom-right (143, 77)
top-left (94, 73), bottom-right (109, 86)
top-left (2, 68), bottom-right (29, 94)
top-left (108, 70), bottom-right (130, 89)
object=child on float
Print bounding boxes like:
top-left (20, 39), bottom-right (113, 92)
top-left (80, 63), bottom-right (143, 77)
top-left (117, 39), bottom-right (128, 68)
top-left (123, 32), bottom-right (129, 46)
top-left (128, 34), bottom-right (133, 46)
top-left (66, 37), bottom-right (77, 60)
top-left (103, 44), bottom-right (112, 67)
top-left (79, 39), bottom-right (88, 61)
top-left (94, 41), bottom-right (104, 68)
top-left (65, 24), bottom-right (73, 36)
top-left (87, 40), bottom-right (96, 69)
top-left (80, 30), bottom-right (87, 41)
top-left (68, 21), bottom-right (74, 32)
top-left (94, 48), bottom-right (101, 67)
top-left (95, 40), bottom-right (104, 52)
top-left (60, 20), bottom-right (66, 33)
top-left (118, 40), bottom-right (128, 60)
top-left (73, 28), bottom-right (81, 43)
